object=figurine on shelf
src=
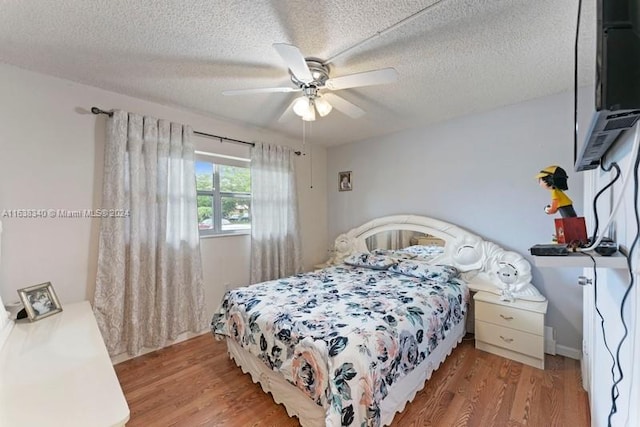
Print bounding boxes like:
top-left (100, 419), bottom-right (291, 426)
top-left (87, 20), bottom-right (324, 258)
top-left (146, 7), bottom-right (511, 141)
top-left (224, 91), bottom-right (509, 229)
top-left (536, 165), bottom-right (588, 245)
top-left (535, 165), bottom-right (577, 218)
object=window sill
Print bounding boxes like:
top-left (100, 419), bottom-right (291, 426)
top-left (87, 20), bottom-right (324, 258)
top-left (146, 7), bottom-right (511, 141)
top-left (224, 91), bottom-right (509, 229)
top-left (199, 231), bottom-right (250, 239)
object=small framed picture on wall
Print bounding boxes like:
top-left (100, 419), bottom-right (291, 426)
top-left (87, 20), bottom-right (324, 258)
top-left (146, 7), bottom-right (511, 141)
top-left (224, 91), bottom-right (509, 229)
top-left (339, 171), bottom-right (352, 192)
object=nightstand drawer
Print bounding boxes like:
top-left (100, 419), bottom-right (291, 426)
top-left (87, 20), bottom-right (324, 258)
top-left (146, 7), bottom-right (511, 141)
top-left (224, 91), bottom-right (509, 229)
top-left (475, 320), bottom-right (544, 358)
top-left (475, 301), bottom-right (544, 335)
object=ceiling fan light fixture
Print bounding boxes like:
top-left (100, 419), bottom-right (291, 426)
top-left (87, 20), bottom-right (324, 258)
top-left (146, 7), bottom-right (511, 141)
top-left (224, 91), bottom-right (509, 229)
top-left (314, 97), bottom-right (333, 117)
top-left (293, 96), bottom-right (316, 121)
top-left (293, 96), bottom-right (311, 116)
top-left (302, 105), bottom-right (316, 121)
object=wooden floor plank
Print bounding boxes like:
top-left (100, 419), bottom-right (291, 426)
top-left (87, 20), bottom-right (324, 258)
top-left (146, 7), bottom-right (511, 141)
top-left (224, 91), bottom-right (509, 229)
top-left (115, 333), bottom-right (590, 426)
top-left (466, 355), bottom-right (508, 427)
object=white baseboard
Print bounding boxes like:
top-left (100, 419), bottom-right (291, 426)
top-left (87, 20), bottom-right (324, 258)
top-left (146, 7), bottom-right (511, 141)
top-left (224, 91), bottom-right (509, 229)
top-left (556, 344), bottom-right (582, 360)
top-left (110, 329), bottom-right (210, 365)
top-left (542, 327), bottom-right (581, 360)
top-left (544, 326), bottom-right (556, 355)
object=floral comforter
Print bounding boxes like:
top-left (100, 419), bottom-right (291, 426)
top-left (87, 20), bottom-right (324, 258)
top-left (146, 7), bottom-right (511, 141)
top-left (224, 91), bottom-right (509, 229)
top-left (211, 264), bottom-right (469, 426)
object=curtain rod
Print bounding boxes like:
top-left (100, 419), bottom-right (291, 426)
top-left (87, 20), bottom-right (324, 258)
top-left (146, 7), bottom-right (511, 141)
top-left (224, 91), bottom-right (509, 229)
top-left (91, 107), bottom-right (301, 155)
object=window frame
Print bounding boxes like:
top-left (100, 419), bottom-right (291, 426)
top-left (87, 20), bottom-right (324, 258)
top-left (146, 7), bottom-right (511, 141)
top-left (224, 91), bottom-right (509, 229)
top-left (196, 152), bottom-right (251, 237)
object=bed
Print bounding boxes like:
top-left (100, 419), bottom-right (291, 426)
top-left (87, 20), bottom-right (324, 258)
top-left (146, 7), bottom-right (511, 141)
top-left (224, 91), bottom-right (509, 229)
top-left (211, 215), bottom-right (544, 426)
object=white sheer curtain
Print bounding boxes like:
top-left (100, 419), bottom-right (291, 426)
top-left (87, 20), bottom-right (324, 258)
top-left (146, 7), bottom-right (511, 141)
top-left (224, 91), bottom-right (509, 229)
top-left (93, 110), bottom-right (206, 357)
top-left (250, 143), bottom-right (302, 284)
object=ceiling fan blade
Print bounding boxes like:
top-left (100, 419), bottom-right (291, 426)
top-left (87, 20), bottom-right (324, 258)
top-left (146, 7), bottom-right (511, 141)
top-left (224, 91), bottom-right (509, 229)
top-left (325, 68), bottom-right (398, 91)
top-left (323, 93), bottom-right (365, 119)
top-left (278, 98), bottom-right (298, 122)
top-left (222, 86), bottom-right (301, 96)
top-left (273, 43), bottom-right (313, 83)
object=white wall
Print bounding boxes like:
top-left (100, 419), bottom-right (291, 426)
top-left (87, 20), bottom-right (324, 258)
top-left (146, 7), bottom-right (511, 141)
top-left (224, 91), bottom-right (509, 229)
top-left (0, 63), bottom-right (328, 324)
top-left (583, 123), bottom-right (640, 426)
top-left (0, 221), bottom-right (12, 351)
top-left (327, 89), bottom-right (593, 353)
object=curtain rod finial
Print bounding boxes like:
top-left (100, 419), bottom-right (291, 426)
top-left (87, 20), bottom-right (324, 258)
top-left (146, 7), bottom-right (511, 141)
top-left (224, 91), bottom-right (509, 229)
top-left (91, 107), bottom-right (114, 117)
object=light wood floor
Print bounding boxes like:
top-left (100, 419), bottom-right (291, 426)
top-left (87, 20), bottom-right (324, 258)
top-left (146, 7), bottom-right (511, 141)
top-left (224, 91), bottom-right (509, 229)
top-left (115, 333), bottom-right (590, 426)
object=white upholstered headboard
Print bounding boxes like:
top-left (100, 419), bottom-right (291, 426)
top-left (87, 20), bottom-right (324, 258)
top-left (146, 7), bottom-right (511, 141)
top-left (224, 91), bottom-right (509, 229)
top-left (325, 214), bottom-right (546, 302)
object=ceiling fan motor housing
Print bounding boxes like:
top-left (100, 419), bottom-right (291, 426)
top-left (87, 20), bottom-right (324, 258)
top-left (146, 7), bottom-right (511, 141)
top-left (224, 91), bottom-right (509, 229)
top-left (290, 59), bottom-right (330, 96)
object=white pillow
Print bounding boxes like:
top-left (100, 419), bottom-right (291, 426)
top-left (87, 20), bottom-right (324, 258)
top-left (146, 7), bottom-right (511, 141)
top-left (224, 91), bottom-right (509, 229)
top-left (389, 260), bottom-right (459, 283)
top-left (343, 252), bottom-right (397, 270)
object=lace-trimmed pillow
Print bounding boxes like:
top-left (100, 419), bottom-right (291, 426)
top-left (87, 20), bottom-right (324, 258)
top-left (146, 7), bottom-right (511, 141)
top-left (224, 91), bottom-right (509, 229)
top-left (343, 252), bottom-right (398, 270)
top-left (371, 248), bottom-right (417, 260)
top-left (389, 260), bottom-right (459, 282)
top-left (371, 245), bottom-right (445, 263)
top-left (400, 245), bottom-right (445, 262)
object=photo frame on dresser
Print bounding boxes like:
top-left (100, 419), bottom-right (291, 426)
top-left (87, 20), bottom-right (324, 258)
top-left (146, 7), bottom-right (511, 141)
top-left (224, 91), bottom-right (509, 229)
top-left (17, 282), bottom-right (62, 322)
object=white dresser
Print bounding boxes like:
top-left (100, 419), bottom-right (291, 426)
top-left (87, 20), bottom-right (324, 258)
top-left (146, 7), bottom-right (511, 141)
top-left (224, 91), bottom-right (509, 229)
top-left (0, 301), bottom-right (130, 426)
top-left (474, 291), bottom-right (548, 369)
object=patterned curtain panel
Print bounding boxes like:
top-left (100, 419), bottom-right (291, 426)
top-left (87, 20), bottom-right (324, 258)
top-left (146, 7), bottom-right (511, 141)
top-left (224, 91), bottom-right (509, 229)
top-left (93, 110), bottom-right (206, 357)
top-left (250, 143), bottom-right (302, 284)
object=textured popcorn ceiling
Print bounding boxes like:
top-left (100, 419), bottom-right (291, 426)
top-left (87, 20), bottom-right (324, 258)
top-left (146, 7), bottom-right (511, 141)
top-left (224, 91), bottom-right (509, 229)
top-left (0, 0), bottom-right (595, 146)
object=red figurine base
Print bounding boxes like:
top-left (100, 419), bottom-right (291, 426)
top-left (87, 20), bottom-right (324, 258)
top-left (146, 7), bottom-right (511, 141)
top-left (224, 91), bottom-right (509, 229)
top-left (554, 217), bottom-right (588, 245)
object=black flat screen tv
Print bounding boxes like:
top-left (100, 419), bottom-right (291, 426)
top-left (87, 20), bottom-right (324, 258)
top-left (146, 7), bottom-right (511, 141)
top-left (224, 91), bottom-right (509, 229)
top-left (575, 0), bottom-right (640, 171)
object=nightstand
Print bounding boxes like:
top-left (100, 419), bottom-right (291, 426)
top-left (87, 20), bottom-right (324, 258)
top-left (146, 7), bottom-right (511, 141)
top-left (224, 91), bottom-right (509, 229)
top-left (473, 291), bottom-right (548, 369)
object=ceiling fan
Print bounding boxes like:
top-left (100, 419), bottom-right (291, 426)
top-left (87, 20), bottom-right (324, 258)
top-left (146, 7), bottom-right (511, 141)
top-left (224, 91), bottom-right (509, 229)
top-left (222, 43), bottom-right (398, 122)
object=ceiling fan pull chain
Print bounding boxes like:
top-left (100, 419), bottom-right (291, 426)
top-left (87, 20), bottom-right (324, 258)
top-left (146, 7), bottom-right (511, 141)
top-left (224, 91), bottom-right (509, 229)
top-left (309, 142), bottom-right (313, 189)
top-left (302, 120), bottom-right (313, 189)
top-left (302, 118), bottom-right (306, 149)
top-left (309, 121), bottom-right (313, 189)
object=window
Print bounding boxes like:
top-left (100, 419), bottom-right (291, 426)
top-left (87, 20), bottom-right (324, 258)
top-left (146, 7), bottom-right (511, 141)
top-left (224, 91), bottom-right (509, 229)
top-left (196, 153), bottom-right (251, 236)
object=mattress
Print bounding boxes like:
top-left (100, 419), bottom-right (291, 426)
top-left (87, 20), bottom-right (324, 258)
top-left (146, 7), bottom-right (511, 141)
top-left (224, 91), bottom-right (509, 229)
top-left (211, 262), bottom-right (469, 426)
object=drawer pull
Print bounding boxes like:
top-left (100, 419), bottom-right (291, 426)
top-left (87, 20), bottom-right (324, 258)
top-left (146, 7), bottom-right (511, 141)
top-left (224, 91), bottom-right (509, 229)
top-left (499, 314), bottom-right (514, 321)
top-left (500, 335), bottom-right (514, 343)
